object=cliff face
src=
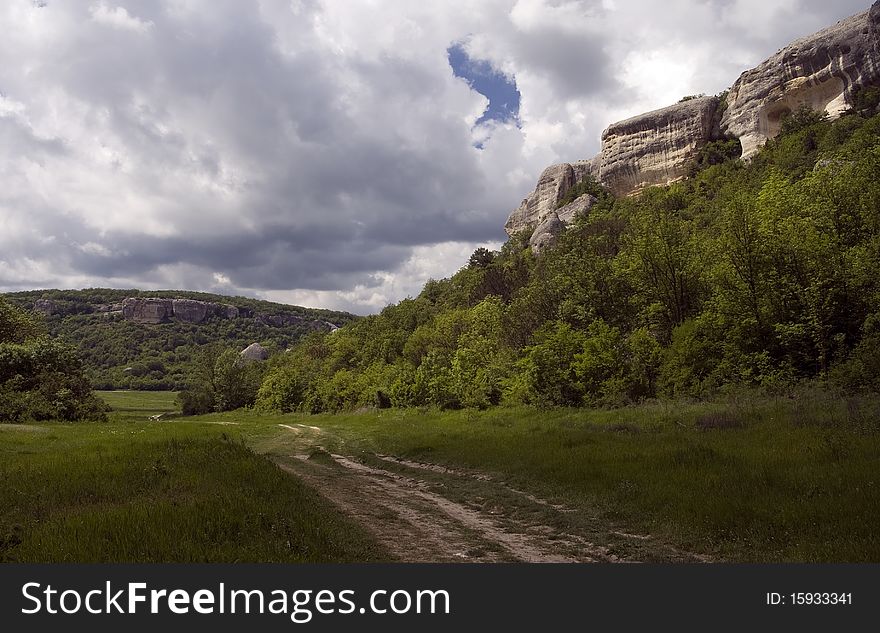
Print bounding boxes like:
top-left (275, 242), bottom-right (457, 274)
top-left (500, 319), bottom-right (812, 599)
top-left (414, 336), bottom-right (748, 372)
top-left (598, 96), bottom-right (718, 197)
top-left (505, 163), bottom-right (577, 235)
top-left (122, 298), bottom-right (173, 324)
top-left (119, 297), bottom-right (335, 329)
top-left (506, 2), bottom-right (880, 239)
top-left (505, 97), bottom-right (719, 236)
top-left (121, 298), bottom-right (243, 324)
top-left (505, 162), bottom-right (600, 237)
top-left (34, 295), bottom-right (337, 329)
top-left (722, 3), bottom-right (880, 158)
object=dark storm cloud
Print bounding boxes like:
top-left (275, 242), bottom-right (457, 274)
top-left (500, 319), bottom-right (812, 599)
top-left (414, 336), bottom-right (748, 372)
top-left (513, 26), bottom-right (619, 100)
top-left (0, 1), bottom-right (504, 297)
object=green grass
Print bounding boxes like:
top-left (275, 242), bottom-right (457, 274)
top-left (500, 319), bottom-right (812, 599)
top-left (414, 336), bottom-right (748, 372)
top-left (4, 389), bottom-right (879, 562)
top-left (257, 391), bottom-right (880, 562)
top-left (0, 392), bottom-right (388, 562)
top-left (96, 390), bottom-right (180, 422)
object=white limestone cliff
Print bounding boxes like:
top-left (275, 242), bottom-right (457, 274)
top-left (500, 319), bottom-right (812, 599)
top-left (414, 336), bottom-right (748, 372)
top-left (505, 2), bottom-right (880, 244)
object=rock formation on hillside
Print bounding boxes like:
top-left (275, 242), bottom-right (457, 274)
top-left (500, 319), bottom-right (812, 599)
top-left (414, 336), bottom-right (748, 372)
top-left (167, 298), bottom-right (250, 323)
top-left (37, 296), bottom-right (339, 330)
top-left (557, 193), bottom-right (597, 225)
top-left (529, 212), bottom-right (565, 255)
top-left (598, 96), bottom-right (718, 196)
top-left (505, 163), bottom-right (577, 235)
top-left (506, 2), bottom-right (880, 242)
top-left (239, 342), bottom-right (269, 363)
top-left (721, 3), bottom-right (880, 158)
top-left (33, 299), bottom-right (61, 316)
top-left (505, 167), bottom-right (599, 237)
top-left (122, 298), bottom-right (173, 324)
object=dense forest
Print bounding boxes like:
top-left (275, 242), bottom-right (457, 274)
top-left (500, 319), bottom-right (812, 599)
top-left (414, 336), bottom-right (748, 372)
top-left (1, 289), bottom-right (355, 391)
top-left (254, 99), bottom-right (880, 414)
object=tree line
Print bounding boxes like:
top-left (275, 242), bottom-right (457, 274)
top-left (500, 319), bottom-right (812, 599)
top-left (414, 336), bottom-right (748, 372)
top-left (5, 100), bottom-right (880, 421)
top-left (254, 103), bottom-right (880, 413)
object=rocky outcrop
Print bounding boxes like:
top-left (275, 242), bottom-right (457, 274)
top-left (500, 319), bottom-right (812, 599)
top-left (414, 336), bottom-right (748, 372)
top-left (170, 299), bottom-right (216, 323)
top-left (33, 299), bottom-right (60, 316)
top-left (239, 342), bottom-right (269, 363)
top-left (505, 163), bottom-right (578, 235)
top-left (223, 304), bottom-right (242, 319)
top-left (722, 3), bottom-right (880, 158)
top-left (122, 298), bottom-right (173, 324)
top-left (529, 213), bottom-right (565, 254)
top-left (598, 96), bottom-right (718, 196)
top-left (524, 191), bottom-right (595, 254)
top-left (506, 2), bottom-right (880, 244)
top-left (254, 313), bottom-right (312, 327)
top-left (117, 296), bottom-right (332, 329)
top-left (505, 166), bottom-right (601, 237)
top-left (506, 98), bottom-right (719, 235)
top-left (556, 194), bottom-right (597, 225)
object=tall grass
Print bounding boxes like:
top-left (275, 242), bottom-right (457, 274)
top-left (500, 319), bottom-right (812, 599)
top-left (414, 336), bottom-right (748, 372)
top-left (0, 425), bottom-right (386, 562)
top-left (5, 389), bottom-right (878, 562)
top-left (296, 390), bottom-right (880, 562)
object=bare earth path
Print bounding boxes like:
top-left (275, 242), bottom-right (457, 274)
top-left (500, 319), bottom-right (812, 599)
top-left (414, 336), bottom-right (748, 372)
top-left (268, 425), bottom-right (708, 563)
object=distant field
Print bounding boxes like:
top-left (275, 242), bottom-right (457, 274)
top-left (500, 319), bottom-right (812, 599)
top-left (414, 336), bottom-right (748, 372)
top-left (96, 390), bottom-right (180, 422)
top-left (0, 391), bottom-right (387, 563)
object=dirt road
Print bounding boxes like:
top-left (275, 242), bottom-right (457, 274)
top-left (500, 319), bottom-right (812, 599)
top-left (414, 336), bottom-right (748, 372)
top-left (270, 424), bottom-right (707, 563)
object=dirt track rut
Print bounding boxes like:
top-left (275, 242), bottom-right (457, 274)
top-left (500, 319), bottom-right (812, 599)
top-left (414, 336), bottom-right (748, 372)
top-left (271, 424), bottom-right (709, 563)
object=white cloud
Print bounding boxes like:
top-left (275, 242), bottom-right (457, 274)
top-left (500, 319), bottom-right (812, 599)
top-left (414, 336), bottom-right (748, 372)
top-left (0, 0), bottom-right (871, 313)
top-left (77, 241), bottom-right (112, 257)
top-left (261, 239), bottom-right (501, 314)
top-left (89, 3), bottom-right (153, 33)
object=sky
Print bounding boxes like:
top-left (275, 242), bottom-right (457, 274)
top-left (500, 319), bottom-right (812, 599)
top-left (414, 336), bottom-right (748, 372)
top-left (0, 0), bottom-right (871, 314)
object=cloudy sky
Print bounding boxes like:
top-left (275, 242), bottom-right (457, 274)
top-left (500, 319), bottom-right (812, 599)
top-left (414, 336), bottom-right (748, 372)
top-left (0, 0), bottom-right (870, 314)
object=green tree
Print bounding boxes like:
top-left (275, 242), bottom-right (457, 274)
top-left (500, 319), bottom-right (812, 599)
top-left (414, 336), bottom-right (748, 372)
top-left (516, 321), bottom-right (588, 407)
top-left (0, 298), bottom-right (106, 422)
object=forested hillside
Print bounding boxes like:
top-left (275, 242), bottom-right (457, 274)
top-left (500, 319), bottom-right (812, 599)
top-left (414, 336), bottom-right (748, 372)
top-left (257, 103), bottom-right (880, 413)
top-left (2, 289), bottom-right (356, 391)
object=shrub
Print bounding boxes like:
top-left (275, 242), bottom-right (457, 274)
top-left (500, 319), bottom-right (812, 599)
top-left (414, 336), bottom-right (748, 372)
top-left (556, 175), bottom-right (611, 209)
top-left (780, 105), bottom-right (828, 136)
top-left (0, 305), bottom-right (107, 422)
top-left (516, 322), bottom-right (588, 407)
top-left (178, 387), bottom-right (215, 416)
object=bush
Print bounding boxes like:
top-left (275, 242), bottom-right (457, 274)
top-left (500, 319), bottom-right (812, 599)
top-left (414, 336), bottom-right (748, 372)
top-left (516, 322), bottom-right (588, 407)
top-left (780, 105), bottom-right (828, 136)
top-left (658, 317), bottom-right (725, 398)
top-left (830, 314), bottom-right (880, 394)
top-left (256, 360), bottom-right (313, 413)
top-left (688, 138), bottom-right (742, 176)
top-left (0, 299), bottom-right (107, 422)
top-left (850, 86), bottom-right (880, 118)
top-left (556, 175), bottom-right (611, 209)
top-left (178, 387), bottom-right (215, 416)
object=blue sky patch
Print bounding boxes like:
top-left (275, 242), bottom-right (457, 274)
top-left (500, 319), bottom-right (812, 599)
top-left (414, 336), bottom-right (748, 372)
top-left (447, 43), bottom-right (520, 128)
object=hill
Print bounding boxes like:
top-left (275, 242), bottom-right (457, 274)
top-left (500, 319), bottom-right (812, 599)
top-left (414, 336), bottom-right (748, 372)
top-left (1, 289), bottom-right (357, 391)
top-left (509, 2), bottom-right (880, 234)
top-left (256, 104), bottom-right (880, 413)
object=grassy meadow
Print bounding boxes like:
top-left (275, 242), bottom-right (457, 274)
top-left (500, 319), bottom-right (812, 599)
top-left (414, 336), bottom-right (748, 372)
top-left (0, 391), bottom-right (387, 563)
top-left (1, 388), bottom-right (878, 562)
top-left (281, 392), bottom-right (880, 562)
top-left (97, 389), bottom-right (180, 422)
